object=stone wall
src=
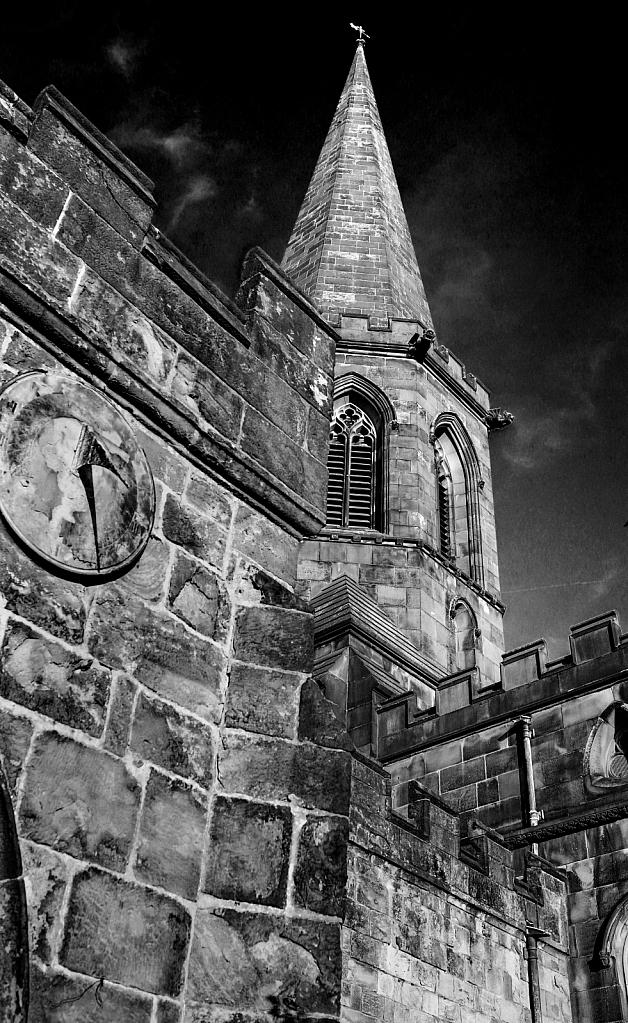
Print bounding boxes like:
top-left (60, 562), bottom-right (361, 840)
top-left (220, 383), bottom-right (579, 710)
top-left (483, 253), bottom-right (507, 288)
top-left (0, 78), bottom-right (347, 1022)
top-left (344, 755), bottom-right (573, 1023)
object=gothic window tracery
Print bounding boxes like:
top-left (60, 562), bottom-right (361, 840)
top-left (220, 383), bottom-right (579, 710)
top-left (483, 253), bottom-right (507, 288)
top-left (326, 402), bottom-right (377, 528)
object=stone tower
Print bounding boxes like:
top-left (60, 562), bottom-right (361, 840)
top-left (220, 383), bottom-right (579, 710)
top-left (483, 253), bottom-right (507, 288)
top-left (285, 40), bottom-right (508, 753)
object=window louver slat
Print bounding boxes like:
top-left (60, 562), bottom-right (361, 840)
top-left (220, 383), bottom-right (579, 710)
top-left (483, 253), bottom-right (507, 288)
top-left (325, 403), bottom-right (377, 529)
top-left (326, 436), bottom-right (346, 527)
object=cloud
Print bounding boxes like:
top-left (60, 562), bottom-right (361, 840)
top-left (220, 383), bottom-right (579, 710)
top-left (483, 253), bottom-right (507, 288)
top-left (106, 39), bottom-right (140, 79)
top-left (110, 121), bottom-right (210, 171)
top-left (167, 174), bottom-right (217, 232)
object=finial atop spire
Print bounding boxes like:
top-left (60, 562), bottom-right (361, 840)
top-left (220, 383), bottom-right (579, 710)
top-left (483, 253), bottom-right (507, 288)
top-left (282, 39), bottom-right (433, 327)
top-left (349, 23), bottom-right (370, 45)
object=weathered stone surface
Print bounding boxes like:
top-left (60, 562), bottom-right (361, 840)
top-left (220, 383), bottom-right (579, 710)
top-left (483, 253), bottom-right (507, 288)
top-left (19, 733), bottom-right (140, 870)
top-left (130, 692), bottom-right (214, 787)
top-left (203, 796), bottom-right (292, 907)
top-left (0, 128), bottom-right (69, 230)
top-left (232, 504), bottom-right (299, 585)
top-left (225, 663), bottom-right (301, 738)
top-left (29, 99), bottom-right (154, 246)
top-left (169, 553), bottom-right (231, 641)
top-left (0, 877), bottom-right (28, 1023)
top-left (0, 517), bottom-right (90, 643)
top-left (132, 429), bottom-right (186, 494)
top-left (121, 537), bottom-right (170, 604)
top-left (70, 263), bottom-right (178, 384)
top-left (0, 708), bottom-right (33, 793)
top-left (171, 352), bottom-right (243, 441)
top-left (135, 770), bottom-right (206, 899)
top-left (0, 187), bottom-right (81, 308)
top-left (21, 842), bottom-right (67, 963)
top-left (162, 494), bottom-right (227, 572)
top-left (103, 675), bottom-right (137, 756)
top-left (88, 588), bottom-right (224, 721)
top-left (0, 324), bottom-right (58, 389)
top-left (61, 868), bottom-right (191, 996)
top-left (233, 606), bottom-right (313, 671)
top-left (185, 472), bottom-right (234, 526)
top-left (237, 257), bottom-right (335, 372)
top-left (241, 406), bottom-right (326, 501)
top-left (235, 562), bottom-right (309, 611)
top-left (0, 621), bottom-right (109, 736)
top-left (298, 676), bottom-right (356, 751)
top-left (219, 733), bottom-right (351, 814)
top-left (293, 814), bottom-right (348, 916)
top-left (29, 967), bottom-right (153, 1022)
top-left (156, 1001), bottom-right (182, 1023)
top-left (186, 909), bottom-right (340, 1014)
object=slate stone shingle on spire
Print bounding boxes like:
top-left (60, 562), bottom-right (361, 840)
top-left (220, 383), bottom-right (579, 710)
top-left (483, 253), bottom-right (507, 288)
top-left (282, 40), bottom-right (433, 327)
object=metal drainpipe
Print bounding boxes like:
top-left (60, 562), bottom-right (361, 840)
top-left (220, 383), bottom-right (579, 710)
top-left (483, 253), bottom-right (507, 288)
top-left (519, 715), bottom-right (542, 853)
top-left (526, 925), bottom-right (550, 1023)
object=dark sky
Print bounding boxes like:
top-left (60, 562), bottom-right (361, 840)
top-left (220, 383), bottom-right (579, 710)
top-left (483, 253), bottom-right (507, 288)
top-left (2, 8), bottom-right (626, 658)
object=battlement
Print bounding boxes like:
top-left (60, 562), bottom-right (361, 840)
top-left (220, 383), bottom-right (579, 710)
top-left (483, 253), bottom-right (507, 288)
top-left (377, 609), bottom-right (627, 762)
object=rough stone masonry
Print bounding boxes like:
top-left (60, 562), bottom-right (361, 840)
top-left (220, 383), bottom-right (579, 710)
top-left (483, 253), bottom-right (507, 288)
top-left (0, 65), bottom-right (588, 1023)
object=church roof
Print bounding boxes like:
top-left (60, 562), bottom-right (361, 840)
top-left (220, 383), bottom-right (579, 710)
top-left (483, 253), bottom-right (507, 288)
top-left (282, 41), bottom-right (433, 326)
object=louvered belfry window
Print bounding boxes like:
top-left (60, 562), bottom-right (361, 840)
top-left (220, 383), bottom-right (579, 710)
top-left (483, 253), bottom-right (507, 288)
top-left (326, 403), bottom-right (376, 528)
top-left (436, 446), bottom-right (454, 559)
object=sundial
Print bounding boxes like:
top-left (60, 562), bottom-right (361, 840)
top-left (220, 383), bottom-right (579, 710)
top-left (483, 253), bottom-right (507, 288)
top-left (0, 371), bottom-right (155, 577)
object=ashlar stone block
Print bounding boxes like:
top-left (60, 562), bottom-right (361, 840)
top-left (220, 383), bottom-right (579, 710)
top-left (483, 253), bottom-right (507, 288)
top-left (19, 732), bottom-right (140, 871)
top-left (135, 770), bottom-right (206, 900)
top-left (186, 908), bottom-right (340, 1014)
top-left (130, 692), bottom-right (214, 788)
top-left (29, 965), bottom-right (153, 1022)
top-left (60, 868), bottom-right (191, 997)
top-left (203, 795), bottom-right (292, 907)
top-left (219, 732), bottom-right (351, 814)
top-left (293, 813), bottom-right (349, 916)
top-left (0, 621), bottom-right (110, 736)
top-left (225, 663), bottom-right (302, 738)
top-left (168, 552), bottom-right (231, 641)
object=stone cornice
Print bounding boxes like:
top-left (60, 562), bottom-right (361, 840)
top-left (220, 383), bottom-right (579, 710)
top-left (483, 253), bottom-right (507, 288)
top-left (314, 530), bottom-right (506, 614)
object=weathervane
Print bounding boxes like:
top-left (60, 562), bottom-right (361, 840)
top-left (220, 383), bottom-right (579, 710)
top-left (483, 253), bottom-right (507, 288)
top-left (350, 23), bottom-right (370, 43)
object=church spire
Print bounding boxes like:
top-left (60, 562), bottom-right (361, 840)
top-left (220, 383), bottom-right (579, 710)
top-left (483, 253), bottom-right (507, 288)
top-left (282, 41), bottom-right (433, 327)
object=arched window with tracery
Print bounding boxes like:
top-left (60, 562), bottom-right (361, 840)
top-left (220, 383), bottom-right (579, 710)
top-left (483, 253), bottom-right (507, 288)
top-left (324, 374), bottom-right (396, 533)
top-left (432, 414), bottom-right (484, 586)
top-left (327, 402), bottom-right (377, 528)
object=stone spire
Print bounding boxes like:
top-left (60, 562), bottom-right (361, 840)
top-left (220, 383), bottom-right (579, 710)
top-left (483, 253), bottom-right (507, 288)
top-left (282, 41), bottom-right (433, 327)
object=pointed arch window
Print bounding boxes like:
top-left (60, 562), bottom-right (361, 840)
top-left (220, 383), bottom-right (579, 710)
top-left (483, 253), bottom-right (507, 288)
top-left (432, 415), bottom-right (484, 586)
top-left (326, 402), bottom-right (377, 528)
top-left (452, 600), bottom-right (477, 671)
top-left (436, 445), bottom-right (453, 559)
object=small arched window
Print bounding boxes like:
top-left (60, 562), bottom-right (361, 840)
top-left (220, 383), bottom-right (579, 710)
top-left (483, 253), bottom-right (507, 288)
top-left (453, 601), bottom-right (477, 671)
top-left (435, 443), bottom-right (454, 559)
top-left (432, 415), bottom-right (484, 585)
top-left (327, 402), bottom-right (377, 528)
top-left (325, 375), bottom-right (396, 533)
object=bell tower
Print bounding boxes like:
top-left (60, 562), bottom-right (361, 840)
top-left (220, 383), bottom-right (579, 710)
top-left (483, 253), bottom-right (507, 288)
top-left (284, 39), bottom-right (510, 750)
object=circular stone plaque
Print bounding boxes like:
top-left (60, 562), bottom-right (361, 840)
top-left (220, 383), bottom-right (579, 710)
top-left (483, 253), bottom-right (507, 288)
top-left (0, 371), bottom-right (155, 576)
